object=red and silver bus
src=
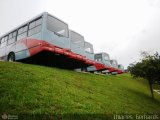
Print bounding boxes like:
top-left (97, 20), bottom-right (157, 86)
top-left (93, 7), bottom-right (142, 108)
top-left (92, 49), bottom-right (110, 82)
top-left (0, 12), bottom-right (95, 69)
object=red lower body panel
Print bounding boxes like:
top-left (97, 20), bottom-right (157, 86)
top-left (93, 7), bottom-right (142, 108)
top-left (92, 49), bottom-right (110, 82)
top-left (18, 39), bottom-right (124, 73)
top-left (23, 39), bottom-right (95, 69)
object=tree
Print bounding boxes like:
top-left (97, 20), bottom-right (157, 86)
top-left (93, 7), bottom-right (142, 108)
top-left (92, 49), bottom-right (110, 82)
top-left (128, 52), bottom-right (160, 99)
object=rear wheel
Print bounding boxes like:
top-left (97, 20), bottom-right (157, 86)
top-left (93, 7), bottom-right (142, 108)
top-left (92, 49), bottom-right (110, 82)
top-left (8, 53), bottom-right (15, 62)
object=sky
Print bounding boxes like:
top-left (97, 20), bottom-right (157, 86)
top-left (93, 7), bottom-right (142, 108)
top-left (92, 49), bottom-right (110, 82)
top-left (0, 0), bottom-right (160, 68)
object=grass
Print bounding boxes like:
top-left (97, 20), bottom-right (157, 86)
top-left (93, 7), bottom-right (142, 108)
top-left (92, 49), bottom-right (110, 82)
top-left (0, 61), bottom-right (160, 119)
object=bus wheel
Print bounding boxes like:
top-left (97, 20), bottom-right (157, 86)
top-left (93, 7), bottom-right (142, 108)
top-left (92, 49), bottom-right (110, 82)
top-left (8, 53), bottom-right (15, 62)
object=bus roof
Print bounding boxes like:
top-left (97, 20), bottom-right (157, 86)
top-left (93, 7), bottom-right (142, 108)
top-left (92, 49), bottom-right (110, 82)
top-left (84, 41), bottom-right (93, 46)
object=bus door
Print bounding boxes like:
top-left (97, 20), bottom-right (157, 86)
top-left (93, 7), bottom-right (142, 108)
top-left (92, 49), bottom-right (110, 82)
top-left (6, 31), bottom-right (17, 57)
top-left (0, 36), bottom-right (8, 59)
top-left (15, 25), bottom-right (28, 59)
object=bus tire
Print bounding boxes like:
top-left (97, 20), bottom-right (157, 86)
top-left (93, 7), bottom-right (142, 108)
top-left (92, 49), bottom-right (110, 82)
top-left (8, 52), bottom-right (15, 62)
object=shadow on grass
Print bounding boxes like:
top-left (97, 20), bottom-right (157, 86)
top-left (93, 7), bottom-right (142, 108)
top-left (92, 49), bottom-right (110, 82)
top-left (127, 88), bottom-right (160, 105)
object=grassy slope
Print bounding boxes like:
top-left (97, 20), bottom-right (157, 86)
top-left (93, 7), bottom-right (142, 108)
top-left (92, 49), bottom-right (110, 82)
top-left (0, 61), bottom-right (160, 116)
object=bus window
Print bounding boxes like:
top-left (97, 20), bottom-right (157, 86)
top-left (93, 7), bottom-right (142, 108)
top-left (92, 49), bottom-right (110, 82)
top-left (35, 18), bottom-right (42, 26)
top-left (29, 21), bottom-right (35, 29)
top-left (8, 31), bottom-right (17, 45)
top-left (9, 33), bottom-right (12, 39)
top-left (28, 18), bottom-right (42, 36)
top-left (85, 42), bottom-right (94, 53)
top-left (0, 38), bottom-right (2, 47)
top-left (47, 15), bottom-right (69, 37)
top-left (0, 36), bottom-right (8, 48)
top-left (13, 31), bottom-right (17, 37)
top-left (70, 31), bottom-right (84, 47)
top-left (104, 55), bottom-right (109, 61)
top-left (17, 25), bottom-right (28, 41)
top-left (111, 60), bottom-right (118, 67)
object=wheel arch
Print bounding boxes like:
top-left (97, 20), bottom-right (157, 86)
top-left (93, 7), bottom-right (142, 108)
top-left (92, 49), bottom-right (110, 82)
top-left (7, 51), bottom-right (15, 61)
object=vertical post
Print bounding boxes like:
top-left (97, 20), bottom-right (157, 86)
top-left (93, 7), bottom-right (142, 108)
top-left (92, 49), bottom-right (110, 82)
top-left (148, 79), bottom-right (154, 99)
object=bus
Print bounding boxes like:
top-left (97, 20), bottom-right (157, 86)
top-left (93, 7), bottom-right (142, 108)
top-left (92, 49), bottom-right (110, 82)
top-left (87, 52), bottom-right (114, 73)
top-left (0, 12), bottom-right (95, 69)
top-left (118, 64), bottom-right (124, 74)
top-left (110, 59), bottom-right (119, 74)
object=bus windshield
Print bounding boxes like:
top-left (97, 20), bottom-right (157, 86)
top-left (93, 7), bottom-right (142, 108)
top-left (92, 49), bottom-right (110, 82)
top-left (95, 54), bottom-right (102, 61)
top-left (111, 60), bottom-right (118, 66)
top-left (47, 15), bottom-right (69, 37)
top-left (70, 31), bottom-right (84, 47)
top-left (104, 54), bottom-right (110, 61)
top-left (85, 42), bottom-right (94, 53)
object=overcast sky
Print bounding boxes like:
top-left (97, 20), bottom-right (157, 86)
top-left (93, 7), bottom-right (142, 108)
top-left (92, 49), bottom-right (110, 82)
top-left (0, 0), bottom-right (160, 68)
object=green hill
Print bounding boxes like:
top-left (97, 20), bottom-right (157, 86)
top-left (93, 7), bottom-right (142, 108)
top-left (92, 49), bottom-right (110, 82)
top-left (0, 61), bottom-right (160, 119)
